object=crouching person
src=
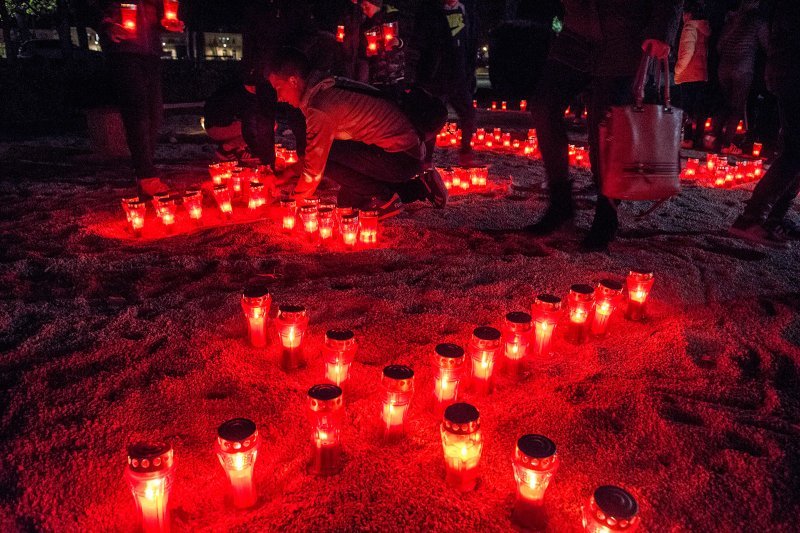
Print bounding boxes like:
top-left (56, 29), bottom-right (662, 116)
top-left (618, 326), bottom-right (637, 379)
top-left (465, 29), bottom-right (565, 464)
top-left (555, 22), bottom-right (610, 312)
top-left (268, 48), bottom-right (447, 218)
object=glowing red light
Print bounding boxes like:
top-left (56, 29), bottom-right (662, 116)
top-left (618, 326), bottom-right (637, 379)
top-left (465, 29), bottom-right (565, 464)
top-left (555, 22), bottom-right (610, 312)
top-left (625, 269), bottom-right (654, 321)
top-left (125, 441), bottom-right (174, 533)
top-left (566, 284), bottom-right (594, 344)
top-left (441, 403), bottom-right (482, 492)
top-left (359, 210), bottom-right (379, 246)
top-left (380, 365), bottom-right (414, 441)
top-left (582, 485), bottom-right (640, 532)
top-left (299, 205), bottom-right (319, 237)
top-left (339, 211), bottom-right (359, 248)
top-left (323, 329), bottom-right (357, 388)
top-left (502, 312), bottom-right (532, 376)
top-left (433, 343), bottom-right (465, 412)
top-left (336, 25), bottom-right (345, 42)
top-left (120, 3), bottom-right (137, 31)
top-left (469, 326), bottom-right (501, 395)
top-left (520, 100), bottom-right (527, 112)
top-left (752, 142), bottom-right (762, 158)
top-left (318, 207), bottom-right (335, 240)
top-left (215, 418), bottom-right (259, 509)
top-left (275, 304), bottom-right (307, 370)
top-left (280, 198), bottom-right (296, 232)
top-left (531, 294), bottom-right (561, 357)
top-left (512, 434), bottom-right (559, 528)
top-left (183, 188), bottom-right (203, 223)
top-left (241, 281), bottom-right (271, 348)
top-left (365, 29), bottom-right (380, 56)
top-left (591, 279), bottom-right (624, 336)
top-left (307, 384), bottom-right (344, 475)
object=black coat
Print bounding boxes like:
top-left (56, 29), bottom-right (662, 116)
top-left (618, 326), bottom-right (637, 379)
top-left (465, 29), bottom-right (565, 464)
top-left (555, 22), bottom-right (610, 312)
top-left (765, 0), bottom-right (800, 92)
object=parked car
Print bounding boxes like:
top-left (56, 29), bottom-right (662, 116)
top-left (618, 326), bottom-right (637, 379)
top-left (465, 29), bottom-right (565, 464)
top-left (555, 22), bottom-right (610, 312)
top-left (18, 40), bottom-right (101, 60)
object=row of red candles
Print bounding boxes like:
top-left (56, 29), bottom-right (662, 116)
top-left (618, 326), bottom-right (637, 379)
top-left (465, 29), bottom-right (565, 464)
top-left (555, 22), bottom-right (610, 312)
top-left (474, 100), bottom-right (529, 112)
top-left (119, 1), bottom-right (180, 32)
top-left (681, 153), bottom-right (765, 188)
top-left (125, 268), bottom-right (653, 532)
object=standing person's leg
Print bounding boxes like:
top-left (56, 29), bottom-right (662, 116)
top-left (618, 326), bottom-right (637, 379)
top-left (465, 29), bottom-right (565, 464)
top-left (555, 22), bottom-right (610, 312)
top-left (146, 56), bottom-right (163, 175)
top-left (525, 59), bottom-right (591, 234)
top-left (109, 53), bottom-right (159, 187)
top-left (585, 75), bottom-right (635, 251)
top-left (448, 82), bottom-right (476, 165)
top-left (718, 72), bottom-right (752, 151)
top-left (732, 89), bottom-right (800, 241)
top-left (286, 105), bottom-right (307, 157)
top-left (242, 82), bottom-right (277, 166)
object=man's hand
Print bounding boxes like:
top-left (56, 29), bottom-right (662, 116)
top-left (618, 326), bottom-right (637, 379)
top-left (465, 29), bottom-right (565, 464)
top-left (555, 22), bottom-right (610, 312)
top-left (642, 39), bottom-right (670, 59)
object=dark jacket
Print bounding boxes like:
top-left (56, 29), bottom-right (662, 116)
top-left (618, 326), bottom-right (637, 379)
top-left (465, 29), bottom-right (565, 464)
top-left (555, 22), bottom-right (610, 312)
top-left (550, 0), bottom-right (682, 76)
top-left (717, 2), bottom-right (768, 77)
top-left (765, 0), bottom-right (800, 92)
top-left (96, 0), bottom-right (164, 56)
top-left (242, 0), bottom-right (317, 84)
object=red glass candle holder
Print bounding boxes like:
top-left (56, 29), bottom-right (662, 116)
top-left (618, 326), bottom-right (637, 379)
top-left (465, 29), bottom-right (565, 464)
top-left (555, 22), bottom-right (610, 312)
top-left (215, 418), bottom-right (259, 509)
top-left (476, 128), bottom-right (485, 143)
top-left (491, 101), bottom-right (497, 111)
top-left (120, 3), bottom-right (137, 31)
top-left (162, 0), bottom-right (179, 22)
top-left (208, 162), bottom-right (233, 185)
top-left (125, 441), bottom-right (175, 533)
top-left (336, 25), bottom-right (345, 42)
top-left (323, 329), bottom-right (357, 388)
top-left (275, 304), bottom-right (308, 370)
top-left (183, 188), bottom-right (203, 224)
top-left (625, 269), bottom-right (654, 321)
top-left (591, 279), bottom-right (623, 336)
top-left (151, 191), bottom-right (170, 218)
top-left (307, 384), bottom-right (344, 475)
top-left (582, 485), bottom-right (640, 532)
top-left (157, 197), bottom-right (176, 233)
top-left (212, 184), bottom-right (233, 218)
top-left (493, 128), bottom-right (502, 142)
top-left (531, 294), bottom-right (561, 357)
top-left (512, 434), bottom-right (559, 527)
top-left (124, 198), bottom-right (146, 237)
top-left (359, 210), bottom-right (379, 246)
top-left (230, 167), bottom-right (246, 195)
top-left (299, 205), bottom-right (319, 237)
top-left (381, 364), bottom-right (414, 441)
top-left (441, 403), bottom-right (482, 492)
top-left (501, 101), bottom-right (507, 111)
top-left (503, 311), bottom-right (532, 376)
top-left (279, 198), bottom-right (296, 232)
top-left (382, 21), bottom-right (398, 51)
top-left (318, 208), bottom-right (335, 241)
top-left (752, 142), bottom-right (762, 158)
top-left (566, 284), bottom-right (594, 344)
top-left (339, 211), bottom-right (359, 248)
top-left (248, 181), bottom-right (265, 210)
top-left (469, 326), bottom-right (501, 394)
top-left (520, 100), bottom-right (527, 112)
top-left (365, 29), bottom-right (380, 56)
top-left (473, 99), bottom-right (477, 108)
top-left (433, 343), bottom-right (465, 412)
top-left (121, 195), bottom-right (138, 222)
top-left (241, 282), bottom-right (271, 348)
top-left (470, 166), bottom-right (488, 188)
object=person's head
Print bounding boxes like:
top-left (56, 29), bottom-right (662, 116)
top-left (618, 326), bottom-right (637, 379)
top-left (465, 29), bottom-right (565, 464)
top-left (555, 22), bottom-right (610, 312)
top-left (268, 48), bottom-right (312, 108)
top-left (443, 0), bottom-right (459, 8)
top-left (683, 0), bottom-right (706, 22)
top-left (360, 0), bottom-right (382, 18)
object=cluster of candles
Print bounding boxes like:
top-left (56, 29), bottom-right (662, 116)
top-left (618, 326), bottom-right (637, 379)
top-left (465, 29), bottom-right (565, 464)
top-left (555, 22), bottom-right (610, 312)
top-left (474, 100), bottom-right (528, 112)
top-left (119, 0), bottom-right (180, 32)
top-left (125, 268), bottom-right (653, 531)
top-left (681, 153), bottom-right (765, 188)
top-left (277, 197), bottom-right (382, 249)
top-left (363, 20), bottom-right (399, 56)
top-left (435, 165), bottom-right (490, 193)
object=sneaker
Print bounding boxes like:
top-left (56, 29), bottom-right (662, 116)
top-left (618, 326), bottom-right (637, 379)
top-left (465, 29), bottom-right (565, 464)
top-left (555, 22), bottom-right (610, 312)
top-left (418, 167), bottom-right (448, 209)
top-left (721, 143), bottom-right (743, 155)
top-left (523, 206), bottom-right (574, 236)
top-left (580, 210), bottom-right (619, 253)
top-left (728, 221), bottom-right (790, 248)
top-left (365, 193), bottom-right (404, 220)
top-left (137, 177), bottom-right (170, 200)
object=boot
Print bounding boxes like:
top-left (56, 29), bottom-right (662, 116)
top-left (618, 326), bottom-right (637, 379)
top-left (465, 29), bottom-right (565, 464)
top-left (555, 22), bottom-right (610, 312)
top-left (523, 183), bottom-right (573, 236)
top-left (581, 199), bottom-right (618, 252)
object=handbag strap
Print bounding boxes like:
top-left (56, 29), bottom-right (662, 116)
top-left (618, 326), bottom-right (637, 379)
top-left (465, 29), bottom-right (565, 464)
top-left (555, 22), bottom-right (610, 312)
top-left (633, 54), bottom-right (672, 110)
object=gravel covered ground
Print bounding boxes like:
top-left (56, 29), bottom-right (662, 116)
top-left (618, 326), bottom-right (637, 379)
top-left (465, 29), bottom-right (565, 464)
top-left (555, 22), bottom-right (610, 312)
top-left (1, 120), bottom-right (799, 532)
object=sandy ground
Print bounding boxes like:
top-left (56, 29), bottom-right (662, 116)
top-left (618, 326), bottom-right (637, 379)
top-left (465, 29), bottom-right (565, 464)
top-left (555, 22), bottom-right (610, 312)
top-left (1, 118), bottom-right (799, 532)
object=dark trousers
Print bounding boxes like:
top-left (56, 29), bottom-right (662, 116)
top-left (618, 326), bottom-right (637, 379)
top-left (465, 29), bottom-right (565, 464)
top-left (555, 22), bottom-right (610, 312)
top-left (108, 53), bottom-right (162, 180)
top-left (742, 87), bottom-right (800, 225)
top-left (713, 71), bottom-right (753, 148)
top-left (246, 83), bottom-right (308, 166)
top-left (678, 81), bottom-right (708, 146)
top-left (425, 81), bottom-right (476, 162)
top-left (324, 140), bottom-right (423, 208)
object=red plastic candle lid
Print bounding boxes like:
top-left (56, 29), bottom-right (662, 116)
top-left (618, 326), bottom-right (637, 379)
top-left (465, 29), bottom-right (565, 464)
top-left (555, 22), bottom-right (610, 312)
top-left (435, 343), bottom-right (464, 359)
top-left (570, 284), bottom-right (594, 296)
top-left (127, 441), bottom-right (173, 472)
top-left (505, 311), bottom-right (532, 325)
top-left (308, 384), bottom-right (342, 402)
top-left (516, 434), bottom-right (556, 463)
top-left (593, 485), bottom-right (639, 522)
top-left (443, 403), bottom-right (480, 433)
top-left (473, 326), bottom-right (501, 342)
top-left (217, 418), bottom-right (258, 452)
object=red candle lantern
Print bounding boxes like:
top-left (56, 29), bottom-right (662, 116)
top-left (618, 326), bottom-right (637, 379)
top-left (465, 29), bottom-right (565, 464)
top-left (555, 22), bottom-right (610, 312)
top-left (215, 418), bottom-right (259, 509)
top-left (704, 117), bottom-right (712, 131)
top-left (120, 3), bottom-right (137, 32)
top-left (162, 0), bottom-right (179, 22)
top-left (531, 294), bottom-right (561, 357)
top-left (124, 441), bottom-right (175, 533)
top-left (512, 139), bottom-right (521, 150)
top-left (565, 284), bottom-right (595, 344)
top-left (512, 434), bottom-right (559, 527)
top-left (126, 199), bottom-right (146, 237)
top-left (365, 29), bottom-right (380, 56)
top-left (625, 269), bottom-right (654, 321)
top-left (470, 165), bottom-right (488, 188)
top-left (212, 184), bottom-right (233, 218)
top-left (736, 120), bottom-right (744, 133)
top-left (248, 181), bottom-right (265, 210)
top-left (502, 312), bottom-right (532, 376)
top-left (380, 364), bottom-right (414, 441)
top-left (318, 207), bottom-right (335, 241)
top-left (476, 128), bottom-right (485, 143)
top-left (275, 304), bottom-right (308, 370)
top-left (493, 127), bottom-right (502, 142)
top-left (684, 158), bottom-right (699, 177)
top-left (307, 384), bottom-right (344, 475)
top-left (241, 282), bottom-right (271, 348)
top-left (501, 101), bottom-right (507, 111)
top-left (340, 211), bottom-right (359, 248)
top-left (323, 329), bottom-right (357, 388)
top-left (382, 21), bottom-right (398, 51)
top-left (502, 132), bottom-right (512, 148)
top-left (121, 195), bottom-right (138, 222)
top-left (491, 101), bottom-right (497, 111)
top-left (433, 343), bottom-right (465, 412)
top-left (441, 403), bottom-right (482, 492)
top-left (591, 279), bottom-right (624, 336)
top-left (752, 142), bottom-right (762, 158)
top-left (151, 191), bottom-right (170, 218)
top-left (336, 25), bottom-right (345, 42)
top-left (230, 167), bottom-right (245, 195)
top-left (520, 99), bottom-right (527, 112)
top-left (438, 166), bottom-right (454, 190)
top-left (279, 198), bottom-right (296, 232)
top-left (469, 326), bottom-right (502, 394)
top-left (183, 188), bottom-right (203, 223)
top-left (582, 485), bottom-right (640, 532)
top-left (208, 162), bottom-right (233, 185)
top-left (157, 197), bottom-right (176, 232)
top-left (473, 99), bottom-right (478, 108)
top-left (299, 205), bottom-right (319, 236)
top-left (359, 210), bottom-right (379, 245)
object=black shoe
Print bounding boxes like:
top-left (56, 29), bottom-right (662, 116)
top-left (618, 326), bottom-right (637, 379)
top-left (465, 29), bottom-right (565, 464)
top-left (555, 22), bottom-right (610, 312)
top-left (728, 219), bottom-right (790, 248)
top-left (365, 193), bottom-right (404, 220)
top-left (768, 218), bottom-right (800, 241)
top-left (580, 214), bottom-right (618, 253)
top-left (418, 168), bottom-right (448, 209)
top-left (523, 206), bottom-right (574, 236)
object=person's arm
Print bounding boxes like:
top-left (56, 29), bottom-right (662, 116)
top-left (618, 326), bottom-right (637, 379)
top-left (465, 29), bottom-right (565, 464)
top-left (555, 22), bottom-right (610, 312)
top-left (292, 107), bottom-right (336, 199)
top-left (674, 26), bottom-right (696, 78)
top-left (642, 0), bottom-right (683, 58)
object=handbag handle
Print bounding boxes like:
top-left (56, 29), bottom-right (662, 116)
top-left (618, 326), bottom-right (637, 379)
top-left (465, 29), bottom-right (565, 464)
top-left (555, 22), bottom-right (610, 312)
top-left (633, 54), bottom-right (672, 110)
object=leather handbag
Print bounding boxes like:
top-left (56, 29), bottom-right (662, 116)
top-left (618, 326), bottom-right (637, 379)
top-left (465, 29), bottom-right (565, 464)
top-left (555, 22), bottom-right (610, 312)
top-left (599, 55), bottom-right (682, 201)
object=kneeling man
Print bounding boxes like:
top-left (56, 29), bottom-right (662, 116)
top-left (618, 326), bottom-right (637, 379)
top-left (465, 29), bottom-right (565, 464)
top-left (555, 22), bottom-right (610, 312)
top-left (268, 48), bottom-right (446, 218)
